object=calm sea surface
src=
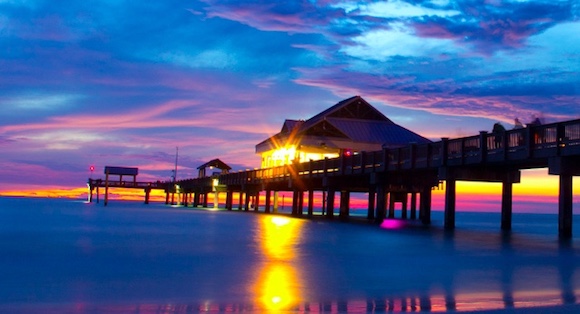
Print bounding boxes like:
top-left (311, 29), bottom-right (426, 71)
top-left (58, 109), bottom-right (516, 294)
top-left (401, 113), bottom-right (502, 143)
top-left (1, 196), bottom-right (580, 313)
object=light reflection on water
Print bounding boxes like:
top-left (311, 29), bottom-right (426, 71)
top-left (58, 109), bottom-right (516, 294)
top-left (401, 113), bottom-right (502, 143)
top-left (252, 216), bottom-right (304, 311)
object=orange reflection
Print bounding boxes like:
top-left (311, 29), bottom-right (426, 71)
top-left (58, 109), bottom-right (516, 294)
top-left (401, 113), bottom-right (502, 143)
top-left (252, 215), bottom-right (304, 311)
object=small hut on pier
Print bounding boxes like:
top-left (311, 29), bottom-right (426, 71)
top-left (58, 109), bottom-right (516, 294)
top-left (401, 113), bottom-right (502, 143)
top-left (197, 158), bottom-right (231, 178)
top-left (256, 96), bottom-right (431, 168)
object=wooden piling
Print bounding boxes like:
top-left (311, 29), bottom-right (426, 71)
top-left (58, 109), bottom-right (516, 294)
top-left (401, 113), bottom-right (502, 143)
top-left (420, 186), bottom-right (432, 225)
top-left (367, 187), bottom-right (376, 220)
top-left (307, 190), bottom-right (314, 217)
top-left (104, 170), bottom-right (109, 206)
top-left (388, 192), bottom-right (395, 218)
top-left (264, 190), bottom-right (271, 213)
top-left (410, 192), bottom-right (417, 220)
top-left (144, 187), bottom-right (151, 204)
top-left (326, 188), bottom-right (335, 218)
top-left (559, 174), bottom-right (573, 238)
top-left (444, 172), bottom-right (456, 229)
top-left (375, 185), bottom-right (386, 222)
top-left (501, 175), bottom-right (513, 231)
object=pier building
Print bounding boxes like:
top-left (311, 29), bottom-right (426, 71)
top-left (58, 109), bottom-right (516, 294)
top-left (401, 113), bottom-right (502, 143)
top-left (256, 96), bottom-right (431, 168)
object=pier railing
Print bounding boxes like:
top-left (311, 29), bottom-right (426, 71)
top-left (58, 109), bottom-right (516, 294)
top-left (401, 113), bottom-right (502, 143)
top-left (215, 119), bottom-right (580, 186)
top-left (87, 179), bottom-right (167, 189)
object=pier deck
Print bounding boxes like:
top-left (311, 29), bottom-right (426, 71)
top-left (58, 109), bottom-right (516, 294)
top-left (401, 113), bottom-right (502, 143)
top-left (89, 118), bottom-right (580, 238)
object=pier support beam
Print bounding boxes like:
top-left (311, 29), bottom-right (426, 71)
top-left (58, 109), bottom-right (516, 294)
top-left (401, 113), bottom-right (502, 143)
top-left (367, 187), bottom-right (376, 220)
top-left (273, 191), bottom-right (279, 213)
top-left (388, 192), bottom-right (395, 219)
top-left (244, 192), bottom-right (250, 211)
top-left (213, 191), bottom-right (219, 208)
top-left (89, 185), bottom-right (94, 203)
top-left (420, 186), bottom-right (432, 225)
top-left (501, 175), bottom-right (513, 231)
top-left (401, 193), bottom-right (408, 219)
top-left (308, 190), bottom-right (314, 217)
top-left (325, 188), bottom-right (335, 219)
top-left (339, 190), bottom-right (350, 221)
top-left (292, 190), bottom-right (299, 216)
top-left (298, 191), bottom-right (304, 216)
top-left (194, 193), bottom-right (200, 207)
top-left (104, 172), bottom-right (109, 206)
top-left (549, 156), bottom-right (579, 239)
top-left (264, 190), bottom-right (271, 213)
top-left (559, 174), bottom-right (573, 238)
top-left (410, 192), bottom-right (417, 220)
top-left (254, 193), bottom-right (260, 211)
top-left (226, 191), bottom-right (233, 210)
top-left (375, 185), bottom-right (386, 223)
top-left (444, 172), bottom-right (456, 230)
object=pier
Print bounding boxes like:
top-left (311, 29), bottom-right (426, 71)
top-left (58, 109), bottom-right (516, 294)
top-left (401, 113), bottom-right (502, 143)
top-left (89, 118), bottom-right (580, 238)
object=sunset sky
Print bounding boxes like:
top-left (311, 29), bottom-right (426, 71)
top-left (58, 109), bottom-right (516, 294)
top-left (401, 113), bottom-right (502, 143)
top-left (1, 1), bottom-right (579, 210)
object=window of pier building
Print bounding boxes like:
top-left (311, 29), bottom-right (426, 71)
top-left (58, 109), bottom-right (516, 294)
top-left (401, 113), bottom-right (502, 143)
top-left (260, 145), bottom-right (340, 168)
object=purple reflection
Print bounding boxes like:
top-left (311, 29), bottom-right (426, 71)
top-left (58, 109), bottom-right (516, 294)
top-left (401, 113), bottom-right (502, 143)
top-left (380, 219), bottom-right (406, 230)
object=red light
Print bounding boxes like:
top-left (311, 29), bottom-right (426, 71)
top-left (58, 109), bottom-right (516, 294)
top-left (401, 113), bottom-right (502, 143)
top-left (344, 149), bottom-right (352, 157)
top-left (90, 166), bottom-right (95, 172)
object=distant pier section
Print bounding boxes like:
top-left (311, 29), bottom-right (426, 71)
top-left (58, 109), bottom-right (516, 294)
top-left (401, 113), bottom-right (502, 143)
top-left (88, 166), bottom-right (165, 206)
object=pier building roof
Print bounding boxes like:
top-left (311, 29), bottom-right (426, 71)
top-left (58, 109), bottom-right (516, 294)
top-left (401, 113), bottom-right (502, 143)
top-left (256, 96), bottom-right (431, 168)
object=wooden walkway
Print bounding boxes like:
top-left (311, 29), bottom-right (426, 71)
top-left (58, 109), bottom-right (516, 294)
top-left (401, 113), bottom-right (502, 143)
top-left (89, 118), bottom-right (580, 238)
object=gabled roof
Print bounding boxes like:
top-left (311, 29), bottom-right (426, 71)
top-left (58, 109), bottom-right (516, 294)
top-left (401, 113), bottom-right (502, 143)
top-left (327, 118), bottom-right (430, 146)
top-left (256, 96), bottom-right (430, 153)
top-left (197, 158), bottom-right (231, 171)
top-left (299, 96), bottom-right (392, 131)
top-left (280, 119), bottom-right (304, 133)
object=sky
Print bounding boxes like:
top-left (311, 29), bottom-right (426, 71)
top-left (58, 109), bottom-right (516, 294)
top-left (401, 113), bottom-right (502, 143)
top-left (0, 0), bottom-right (579, 209)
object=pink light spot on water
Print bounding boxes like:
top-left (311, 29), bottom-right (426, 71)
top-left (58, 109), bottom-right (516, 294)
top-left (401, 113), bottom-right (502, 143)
top-left (380, 219), bottom-right (405, 230)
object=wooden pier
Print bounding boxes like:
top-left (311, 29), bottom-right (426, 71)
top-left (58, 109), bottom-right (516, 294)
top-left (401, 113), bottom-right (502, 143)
top-left (89, 118), bottom-right (580, 238)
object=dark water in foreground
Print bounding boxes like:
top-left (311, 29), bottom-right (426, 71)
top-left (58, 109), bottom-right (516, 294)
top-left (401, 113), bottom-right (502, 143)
top-left (1, 197), bottom-right (580, 313)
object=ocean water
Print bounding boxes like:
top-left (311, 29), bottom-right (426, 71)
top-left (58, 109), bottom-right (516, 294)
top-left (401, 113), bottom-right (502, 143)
top-left (1, 196), bottom-right (580, 313)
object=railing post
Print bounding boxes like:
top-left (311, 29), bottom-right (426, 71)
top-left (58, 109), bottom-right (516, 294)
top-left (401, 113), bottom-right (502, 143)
top-left (526, 126), bottom-right (534, 158)
top-left (397, 147), bottom-right (402, 170)
top-left (479, 131), bottom-right (488, 163)
top-left (502, 131), bottom-right (508, 161)
top-left (382, 147), bottom-right (389, 171)
top-left (557, 123), bottom-right (565, 156)
top-left (441, 138), bottom-right (449, 166)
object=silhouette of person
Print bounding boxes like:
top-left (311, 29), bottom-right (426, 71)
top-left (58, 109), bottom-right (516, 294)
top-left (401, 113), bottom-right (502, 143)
top-left (492, 122), bottom-right (506, 148)
top-left (528, 116), bottom-right (541, 127)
